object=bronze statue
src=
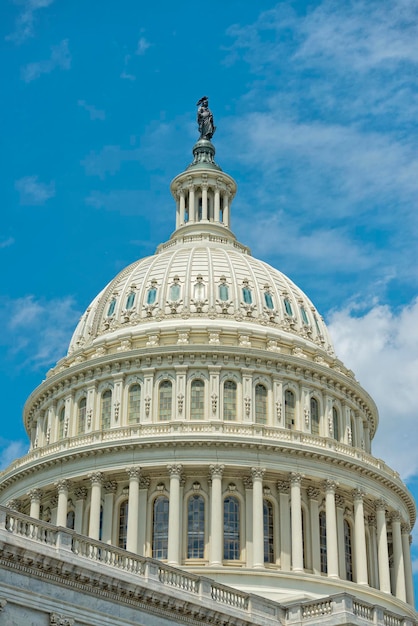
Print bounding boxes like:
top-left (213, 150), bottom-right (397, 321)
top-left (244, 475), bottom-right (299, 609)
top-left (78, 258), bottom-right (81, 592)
top-left (196, 96), bottom-right (216, 140)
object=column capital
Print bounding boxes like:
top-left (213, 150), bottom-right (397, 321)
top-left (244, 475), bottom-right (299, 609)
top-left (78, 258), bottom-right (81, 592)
top-left (88, 471), bottom-right (103, 486)
top-left (368, 514), bottom-right (377, 527)
top-left (290, 472), bottom-right (303, 486)
top-left (335, 494), bottom-right (345, 508)
top-left (6, 499), bottom-right (22, 512)
top-left (243, 476), bottom-right (253, 490)
top-left (390, 510), bottom-right (402, 523)
top-left (277, 479), bottom-right (290, 494)
top-left (251, 467), bottom-right (266, 481)
top-left (74, 486), bottom-right (88, 500)
top-left (401, 522), bottom-right (411, 534)
top-left (139, 476), bottom-right (151, 489)
top-left (103, 480), bottom-right (117, 494)
top-left (55, 479), bottom-right (71, 493)
top-left (167, 463), bottom-right (183, 477)
top-left (307, 486), bottom-right (320, 500)
top-left (28, 488), bottom-right (43, 502)
top-left (352, 488), bottom-right (365, 502)
top-left (374, 498), bottom-right (386, 512)
top-left (324, 479), bottom-right (338, 493)
top-left (126, 466), bottom-right (141, 480)
top-left (209, 464), bottom-right (225, 478)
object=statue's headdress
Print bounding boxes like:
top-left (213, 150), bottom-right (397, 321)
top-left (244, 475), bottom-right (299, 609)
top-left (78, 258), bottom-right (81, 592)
top-left (196, 96), bottom-right (208, 106)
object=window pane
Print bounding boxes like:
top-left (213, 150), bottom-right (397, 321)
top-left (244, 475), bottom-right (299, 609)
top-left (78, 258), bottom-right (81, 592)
top-left (101, 390), bottom-right (112, 429)
top-left (285, 390), bottom-right (295, 429)
top-left (223, 381), bottom-right (237, 421)
top-left (58, 408), bottom-right (65, 440)
top-left (153, 497), bottom-right (169, 559)
top-left (264, 292), bottom-right (274, 310)
top-left (219, 283), bottom-right (229, 301)
top-left (191, 379), bottom-right (204, 420)
top-left (242, 287), bottom-right (252, 304)
top-left (147, 288), bottom-right (157, 304)
top-left (128, 384), bottom-right (141, 424)
top-left (344, 520), bottom-right (353, 581)
top-left (126, 292), bottom-right (135, 309)
top-left (187, 495), bottom-right (205, 558)
top-left (284, 298), bottom-right (293, 316)
top-left (320, 511), bottom-right (327, 573)
top-left (119, 501), bottom-right (128, 549)
top-left (311, 398), bottom-right (319, 435)
top-left (159, 381), bottom-right (172, 421)
top-left (169, 283), bottom-right (180, 301)
top-left (255, 384), bottom-right (267, 424)
top-left (107, 298), bottom-right (116, 316)
top-left (224, 497), bottom-right (240, 560)
top-left (300, 306), bottom-right (309, 325)
top-left (263, 500), bottom-right (274, 563)
top-left (66, 510), bottom-right (75, 530)
top-left (332, 407), bottom-right (339, 441)
top-left (78, 398), bottom-right (86, 434)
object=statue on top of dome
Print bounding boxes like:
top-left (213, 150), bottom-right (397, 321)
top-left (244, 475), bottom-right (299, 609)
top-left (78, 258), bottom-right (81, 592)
top-left (196, 96), bottom-right (216, 140)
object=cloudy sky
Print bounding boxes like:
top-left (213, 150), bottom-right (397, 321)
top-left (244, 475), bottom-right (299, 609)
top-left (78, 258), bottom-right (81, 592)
top-left (2, 0), bottom-right (418, 600)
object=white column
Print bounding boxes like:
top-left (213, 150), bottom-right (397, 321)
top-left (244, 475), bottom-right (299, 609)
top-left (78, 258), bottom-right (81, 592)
top-left (353, 489), bottom-right (368, 585)
top-left (308, 487), bottom-right (320, 575)
top-left (290, 473), bottom-right (304, 572)
top-left (277, 479), bottom-right (291, 571)
top-left (209, 464), bottom-right (224, 565)
top-left (88, 472), bottom-right (103, 540)
top-left (214, 187), bottom-right (220, 222)
top-left (179, 191), bottom-right (185, 225)
top-left (29, 489), bottom-right (42, 520)
top-left (391, 512), bottom-right (406, 601)
top-left (401, 524), bottom-right (415, 606)
top-left (189, 186), bottom-right (195, 222)
top-left (102, 480), bottom-right (117, 544)
top-left (167, 464), bottom-right (182, 565)
top-left (375, 499), bottom-right (391, 593)
top-left (223, 193), bottom-right (230, 227)
top-left (324, 479), bottom-right (339, 578)
top-left (138, 476), bottom-right (150, 556)
top-left (175, 196), bottom-right (180, 228)
top-left (368, 514), bottom-right (379, 589)
top-left (252, 468), bottom-right (265, 569)
top-left (74, 487), bottom-right (87, 534)
top-left (126, 467), bottom-right (140, 553)
top-left (202, 184), bottom-right (208, 220)
top-left (335, 494), bottom-right (346, 579)
top-left (244, 477), bottom-right (253, 567)
top-left (56, 479), bottom-right (70, 527)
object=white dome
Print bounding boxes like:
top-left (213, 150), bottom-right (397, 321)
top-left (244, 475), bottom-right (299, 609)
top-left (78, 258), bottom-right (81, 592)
top-left (68, 235), bottom-right (334, 356)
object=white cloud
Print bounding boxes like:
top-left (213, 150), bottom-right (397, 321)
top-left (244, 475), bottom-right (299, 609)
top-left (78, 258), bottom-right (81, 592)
top-left (15, 175), bottom-right (55, 205)
top-left (0, 440), bottom-right (29, 470)
top-left (21, 39), bottom-right (71, 82)
top-left (6, 0), bottom-right (54, 44)
top-left (0, 237), bottom-right (15, 249)
top-left (328, 298), bottom-right (418, 479)
top-left (81, 145), bottom-right (142, 178)
top-left (0, 295), bottom-right (80, 369)
top-left (136, 36), bottom-right (151, 55)
top-left (77, 100), bottom-right (105, 121)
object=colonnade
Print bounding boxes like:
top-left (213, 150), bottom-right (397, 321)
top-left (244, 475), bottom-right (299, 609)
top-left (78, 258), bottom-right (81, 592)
top-left (16, 466), bottom-right (414, 607)
top-left (175, 183), bottom-right (231, 228)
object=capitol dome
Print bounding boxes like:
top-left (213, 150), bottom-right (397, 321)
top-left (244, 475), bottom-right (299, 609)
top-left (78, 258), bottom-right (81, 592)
top-left (0, 101), bottom-right (416, 626)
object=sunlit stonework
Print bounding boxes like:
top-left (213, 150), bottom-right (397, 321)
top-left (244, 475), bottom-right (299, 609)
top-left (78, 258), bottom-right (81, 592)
top-left (0, 102), bottom-right (416, 626)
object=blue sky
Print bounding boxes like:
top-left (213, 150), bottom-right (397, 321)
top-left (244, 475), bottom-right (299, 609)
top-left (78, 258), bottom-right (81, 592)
top-left (2, 0), bottom-right (418, 601)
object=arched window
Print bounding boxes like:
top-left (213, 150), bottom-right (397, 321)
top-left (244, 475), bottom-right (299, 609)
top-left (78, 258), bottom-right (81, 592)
top-left (107, 298), bottom-right (116, 317)
top-left (319, 510), bottom-right (327, 574)
top-left (283, 298), bottom-right (293, 316)
top-left (313, 315), bottom-right (321, 335)
top-left (169, 282), bottom-right (180, 301)
top-left (159, 381), bottom-right (172, 421)
top-left (344, 519), bottom-right (353, 581)
top-left (78, 397), bottom-right (86, 434)
top-left (153, 496), bottom-right (169, 559)
top-left (264, 291), bottom-right (274, 310)
top-left (126, 292), bottom-right (135, 309)
top-left (332, 407), bottom-right (339, 441)
top-left (242, 286), bottom-right (252, 304)
top-left (191, 379), bottom-right (204, 420)
top-left (119, 500), bottom-right (129, 549)
top-left (255, 384), bottom-right (268, 424)
top-left (58, 407), bottom-right (65, 440)
top-left (223, 380), bottom-right (237, 421)
top-left (350, 416), bottom-right (356, 447)
top-left (101, 390), bottom-right (112, 430)
top-left (224, 496), bottom-right (240, 560)
top-left (300, 306), bottom-right (309, 325)
top-left (285, 390), bottom-right (295, 429)
top-left (66, 510), bottom-right (75, 530)
top-left (187, 495), bottom-right (205, 558)
top-left (263, 500), bottom-right (274, 563)
top-left (311, 397), bottom-right (319, 435)
top-left (218, 282), bottom-right (229, 301)
top-left (128, 384), bottom-right (141, 424)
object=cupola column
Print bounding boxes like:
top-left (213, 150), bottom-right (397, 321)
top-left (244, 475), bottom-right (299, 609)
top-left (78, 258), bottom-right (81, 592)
top-left (74, 487), bottom-right (87, 534)
top-left (102, 480), bottom-right (117, 544)
top-left (223, 193), bottom-right (230, 227)
top-left (202, 182), bottom-right (208, 220)
top-left (167, 464), bottom-right (183, 565)
top-left (375, 499), bottom-right (391, 593)
top-left (214, 187), bottom-right (220, 222)
top-left (188, 185), bottom-right (195, 222)
top-left (252, 468), bottom-right (265, 569)
top-left (88, 472), bottom-right (103, 540)
top-left (179, 191), bottom-right (185, 225)
top-left (277, 479), bottom-right (291, 571)
top-left (391, 512), bottom-right (406, 601)
top-left (29, 489), bottom-right (42, 520)
top-left (352, 489), bottom-right (368, 585)
top-left (209, 464), bottom-right (224, 566)
top-left (401, 524), bottom-right (415, 606)
top-left (290, 473), bottom-right (304, 572)
top-left (56, 479), bottom-right (70, 527)
top-left (324, 480), bottom-right (339, 578)
top-left (126, 467), bottom-right (141, 553)
top-left (307, 487), bottom-right (321, 575)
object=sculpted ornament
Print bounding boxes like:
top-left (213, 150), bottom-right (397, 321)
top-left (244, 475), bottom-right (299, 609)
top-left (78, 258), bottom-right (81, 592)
top-left (50, 613), bottom-right (74, 626)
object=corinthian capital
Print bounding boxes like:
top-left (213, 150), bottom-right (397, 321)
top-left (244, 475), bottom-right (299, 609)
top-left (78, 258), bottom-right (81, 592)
top-left (55, 479), bottom-right (71, 494)
top-left (126, 466), bottom-right (141, 480)
top-left (324, 479), bottom-right (338, 494)
top-left (251, 467), bottom-right (266, 481)
top-left (209, 464), bottom-right (225, 478)
top-left (167, 464), bottom-right (183, 477)
top-left (88, 472), bottom-right (103, 486)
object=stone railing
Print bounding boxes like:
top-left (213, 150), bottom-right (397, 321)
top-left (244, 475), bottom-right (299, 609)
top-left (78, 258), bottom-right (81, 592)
top-left (0, 422), bottom-right (401, 483)
top-left (0, 506), bottom-right (416, 626)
